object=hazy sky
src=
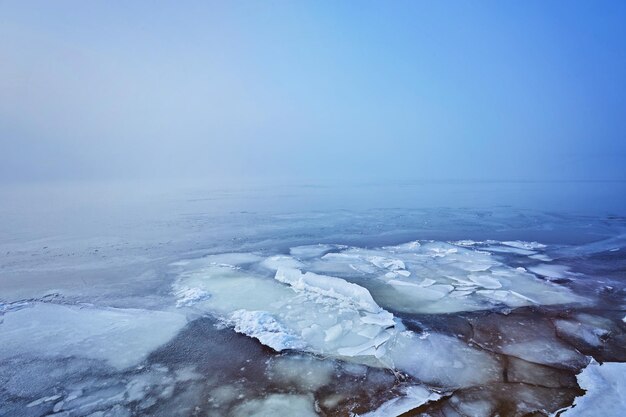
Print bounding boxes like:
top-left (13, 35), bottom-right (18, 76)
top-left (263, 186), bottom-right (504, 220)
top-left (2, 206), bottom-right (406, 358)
top-left (1, 1), bottom-right (625, 183)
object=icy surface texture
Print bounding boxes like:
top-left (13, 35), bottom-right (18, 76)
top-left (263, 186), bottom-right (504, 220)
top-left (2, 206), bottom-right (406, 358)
top-left (471, 314), bottom-right (589, 370)
top-left (170, 238), bottom-right (589, 388)
top-left (230, 393), bottom-right (319, 417)
top-left (0, 302), bottom-right (186, 369)
top-left (359, 385), bottom-right (441, 417)
top-left (0, 219), bottom-right (626, 417)
top-left (559, 361), bottom-right (626, 416)
top-left (310, 240), bottom-right (583, 314)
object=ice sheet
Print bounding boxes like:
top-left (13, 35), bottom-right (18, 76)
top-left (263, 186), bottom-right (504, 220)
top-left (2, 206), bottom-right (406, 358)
top-left (275, 268), bottom-right (386, 314)
top-left (172, 262), bottom-right (502, 387)
top-left (558, 361), bottom-right (626, 416)
top-left (0, 302), bottom-right (187, 370)
top-left (528, 264), bottom-right (571, 279)
top-left (311, 241), bottom-right (582, 314)
top-left (554, 313), bottom-right (612, 348)
top-left (472, 315), bottom-right (588, 370)
top-left (290, 244), bottom-right (344, 259)
top-left (169, 238), bottom-right (585, 388)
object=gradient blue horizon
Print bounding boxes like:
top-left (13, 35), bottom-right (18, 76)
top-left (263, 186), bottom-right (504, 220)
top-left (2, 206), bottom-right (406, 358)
top-left (1, 1), bottom-right (625, 183)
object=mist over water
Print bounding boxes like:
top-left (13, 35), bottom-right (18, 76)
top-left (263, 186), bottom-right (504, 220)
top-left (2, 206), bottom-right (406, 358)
top-left (2, 1), bottom-right (626, 185)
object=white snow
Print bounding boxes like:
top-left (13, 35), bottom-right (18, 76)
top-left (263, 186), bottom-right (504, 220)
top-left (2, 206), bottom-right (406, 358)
top-left (558, 361), bottom-right (626, 417)
top-left (173, 286), bottom-right (211, 307)
top-left (229, 310), bottom-right (306, 351)
top-left (0, 302), bottom-right (187, 370)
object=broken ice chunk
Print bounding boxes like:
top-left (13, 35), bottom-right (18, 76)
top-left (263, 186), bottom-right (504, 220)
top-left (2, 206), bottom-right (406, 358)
top-left (558, 361), bottom-right (626, 417)
top-left (468, 274), bottom-right (503, 289)
top-left (359, 385), bottom-right (442, 417)
top-left (173, 287), bottom-right (211, 307)
top-left (275, 268), bottom-right (383, 314)
top-left (172, 261), bottom-right (503, 388)
top-left (0, 303), bottom-right (187, 370)
top-left (310, 240), bottom-right (583, 314)
top-left (554, 313), bottom-right (613, 348)
top-left (260, 255), bottom-right (304, 271)
top-left (388, 280), bottom-right (453, 301)
top-left (229, 310), bottom-right (307, 351)
top-left (290, 244), bottom-right (343, 259)
top-left (391, 331), bottom-right (503, 387)
top-left (507, 356), bottom-right (577, 388)
top-left (471, 315), bottom-right (588, 370)
top-left (368, 256), bottom-right (407, 272)
top-left (528, 264), bottom-right (570, 279)
top-left (502, 241), bottom-right (546, 250)
top-left (528, 253), bottom-right (553, 262)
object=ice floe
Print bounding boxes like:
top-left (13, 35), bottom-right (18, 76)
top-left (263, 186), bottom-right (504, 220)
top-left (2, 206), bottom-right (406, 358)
top-left (172, 263), bottom-right (398, 366)
top-left (228, 309), bottom-right (306, 351)
top-left (557, 361), bottom-right (626, 416)
top-left (471, 315), bottom-right (588, 370)
top-left (527, 264), bottom-right (571, 279)
top-left (4, 360), bottom-right (203, 417)
top-left (0, 302), bottom-right (187, 369)
top-left (289, 244), bottom-right (344, 259)
top-left (305, 241), bottom-right (582, 313)
top-left (169, 238), bottom-right (588, 387)
top-left (172, 261), bottom-right (502, 387)
top-left (260, 255), bottom-right (305, 271)
top-left (275, 268), bottom-right (388, 315)
top-left (554, 313), bottom-right (613, 348)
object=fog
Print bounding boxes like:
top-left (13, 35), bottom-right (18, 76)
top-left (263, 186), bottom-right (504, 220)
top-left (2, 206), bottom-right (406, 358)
top-left (1, 1), bottom-right (626, 183)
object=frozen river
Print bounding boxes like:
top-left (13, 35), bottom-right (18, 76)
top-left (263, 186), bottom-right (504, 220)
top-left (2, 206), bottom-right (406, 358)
top-left (1, 180), bottom-right (625, 417)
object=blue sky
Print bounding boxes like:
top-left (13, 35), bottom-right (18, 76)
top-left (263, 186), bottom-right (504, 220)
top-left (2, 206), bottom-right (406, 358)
top-left (1, 1), bottom-right (625, 182)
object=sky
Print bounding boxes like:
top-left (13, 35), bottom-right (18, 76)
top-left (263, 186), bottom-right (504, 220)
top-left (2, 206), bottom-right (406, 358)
top-left (1, 1), bottom-right (625, 183)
